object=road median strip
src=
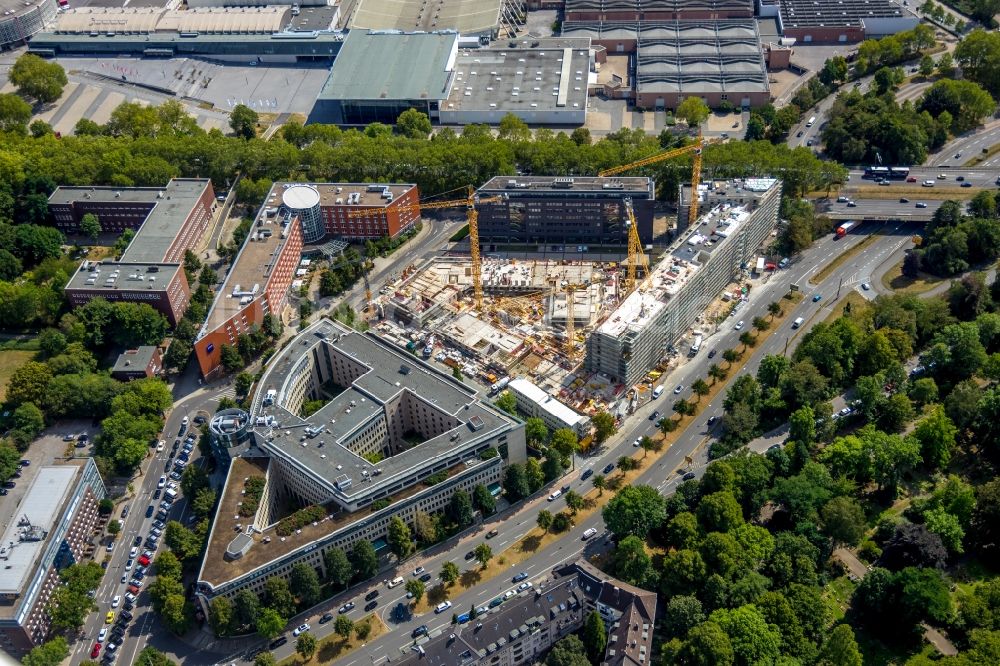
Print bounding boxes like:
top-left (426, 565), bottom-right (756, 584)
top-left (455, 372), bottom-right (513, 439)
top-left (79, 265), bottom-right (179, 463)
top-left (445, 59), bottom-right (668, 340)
top-left (809, 234), bottom-right (879, 286)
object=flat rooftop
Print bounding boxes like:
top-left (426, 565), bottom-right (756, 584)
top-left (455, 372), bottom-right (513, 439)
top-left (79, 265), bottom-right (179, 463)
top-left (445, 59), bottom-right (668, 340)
top-left (0, 466), bottom-right (79, 604)
top-left (121, 179), bottom-right (211, 263)
top-left (597, 177), bottom-right (778, 338)
top-left (50, 179), bottom-right (212, 265)
top-left (438, 312), bottom-right (524, 357)
top-left (445, 39), bottom-right (590, 114)
top-left (112, 346), bottom-right (159, 373)
top-left (65, 261), bottom-right (182, 293)
top-left (265, 182), bottom-right (417, 209)
top-left (52, 6), bottom-right (290, 34)
top-left (479, 175), bottom-right (652, 194)
top-left (351, 0), bottom-right (502, 34)
top-left (201, 214), bottom-right (295, 333)
top-left (317, 31), bottom-right (457, 102)
top-left (288, 5), bottom-right (339, 31)
top-left (397, 577), bottom-right (585, 665)
top-left (565, 0), bottom-right (753, 15)
top-left (254, 320), bottom-right (515, 502)
top-left (780, 0), bottom-right (915, 27)
top-left (509, 378), bottom-right (587, 428)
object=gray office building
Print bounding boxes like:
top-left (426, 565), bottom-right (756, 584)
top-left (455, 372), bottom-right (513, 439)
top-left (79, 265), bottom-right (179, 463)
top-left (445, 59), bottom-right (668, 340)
top-left (586, 177), bottom-right (781, 385)
top-left (476, 176), bottom-right (655, 249)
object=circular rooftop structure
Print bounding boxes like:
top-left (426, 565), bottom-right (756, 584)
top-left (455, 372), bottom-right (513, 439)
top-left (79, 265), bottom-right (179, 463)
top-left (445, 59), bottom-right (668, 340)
top-left (209, 408), bottom-right (251, 446)
top-left (282, 183), bottom-right (321, 210)
top-left (281, 184), bottom-right (324, 243)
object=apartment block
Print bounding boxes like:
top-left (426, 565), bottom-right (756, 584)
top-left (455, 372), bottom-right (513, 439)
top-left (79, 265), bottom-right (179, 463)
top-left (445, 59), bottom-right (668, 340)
top-left (586, 177), bottom-right (781, 385)
top-left (508, 378), bottom-right (591, 438)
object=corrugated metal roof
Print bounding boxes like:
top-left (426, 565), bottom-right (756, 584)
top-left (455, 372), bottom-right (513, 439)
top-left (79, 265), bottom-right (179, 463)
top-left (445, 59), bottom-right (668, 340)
top-left (317, 31), bottom-right (457, 102)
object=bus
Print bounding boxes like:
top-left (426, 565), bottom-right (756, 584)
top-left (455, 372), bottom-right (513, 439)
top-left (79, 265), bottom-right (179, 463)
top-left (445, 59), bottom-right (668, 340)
top-left (863, 166), bottom-right (890, 179)
top-left (889, 167), bottom-right (910, 180)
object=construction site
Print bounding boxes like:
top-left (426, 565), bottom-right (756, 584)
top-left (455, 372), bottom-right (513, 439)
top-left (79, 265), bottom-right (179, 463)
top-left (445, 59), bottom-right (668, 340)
top-left (337, 140), bottom-right (784, 435)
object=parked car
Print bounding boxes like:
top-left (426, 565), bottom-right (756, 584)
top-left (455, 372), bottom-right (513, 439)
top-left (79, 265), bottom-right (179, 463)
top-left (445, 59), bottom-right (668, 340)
top-left (512, 572), bottom-right (528, 582)
top-left (292, 623), bottom-right (311, 637)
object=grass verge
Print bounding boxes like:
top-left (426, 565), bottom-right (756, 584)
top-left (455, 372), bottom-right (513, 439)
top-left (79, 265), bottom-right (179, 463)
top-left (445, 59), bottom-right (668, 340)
top-left (809, 234), bottom-right (880, 286)
top-left (963, 143), bottom-right (1000, 167)
top-left (411, 295), bottom-right (802, 613)
top-left (822, 575), bottom-right (858, 623)
top-left (0, 350), bottom-right (36, 401)
top-left (277, 614), bottom-right (385, 666)
top-left (880, 259), bottom-right (947, 295)
top-left (823, 291), bottom-right (869, 325)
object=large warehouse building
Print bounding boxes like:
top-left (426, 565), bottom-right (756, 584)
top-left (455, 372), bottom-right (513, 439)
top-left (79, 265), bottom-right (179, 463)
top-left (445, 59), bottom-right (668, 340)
top-left (586, 177), bottom-right (781, 385)
top-left (564, 0), bottom-right (753, 21)
top-left (758, 0), bottom-right (918, 42)
top-left (475, 176), bottom-right (655, 248)
top-left (195, 318), bottom-right (525, 610)
top-left (54, 179), bottom-right (217, 326)
top-left (562, 19), bottom-right (771, 108)
top-left (350, 0), bottom-right (512, 37)
top-left (309, 32), bottom-right (591, 126)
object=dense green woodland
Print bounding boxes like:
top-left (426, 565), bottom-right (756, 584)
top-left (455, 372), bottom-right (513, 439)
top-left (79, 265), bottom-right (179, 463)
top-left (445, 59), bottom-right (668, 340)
top-left (558, 258), bottom-right (1000, 664)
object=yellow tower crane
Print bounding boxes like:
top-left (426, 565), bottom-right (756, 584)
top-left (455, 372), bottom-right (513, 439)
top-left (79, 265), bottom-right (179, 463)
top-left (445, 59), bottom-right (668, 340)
top-left (348, 186), bottom-right (501, 312)
top-left (598, 135), bottom-right (710, 296)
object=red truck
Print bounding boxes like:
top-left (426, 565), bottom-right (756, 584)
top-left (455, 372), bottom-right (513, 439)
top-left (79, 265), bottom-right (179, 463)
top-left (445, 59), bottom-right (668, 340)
top-left (836, 222), bottom-right (855, 238)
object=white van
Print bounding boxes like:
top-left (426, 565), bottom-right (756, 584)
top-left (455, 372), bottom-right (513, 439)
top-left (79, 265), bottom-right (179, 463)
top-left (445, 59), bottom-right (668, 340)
top-left (388, 576), bottom-right (404, 588)
top-left (652, 386), bottom-right (664, 399)
top-left (792, 317), bottom-right (804, 329)
top-left (435, 601), bottom-right (453, 613)
top-left (582, 527), bottom-right (597, 540)
top-left (548, 489), bottom-right (562, 501)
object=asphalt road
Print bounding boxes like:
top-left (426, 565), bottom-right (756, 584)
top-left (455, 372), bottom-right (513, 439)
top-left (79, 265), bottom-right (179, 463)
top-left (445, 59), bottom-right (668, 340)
top-left (824, 197), bottom-right (946, 221)
top-left (844, 166), bottom-right (1000, 184)
top-left (217, 223), bottom-right (918, 666)
top-left (70, 387), bottom-right (223, 666)
top-left (927, 122), bottom-right (1000, 167)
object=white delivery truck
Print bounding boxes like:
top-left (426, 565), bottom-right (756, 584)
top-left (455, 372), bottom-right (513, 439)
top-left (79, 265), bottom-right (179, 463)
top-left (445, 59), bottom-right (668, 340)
top-left (792, 317), bottom-right (805, 329)
top-left (690, 334), bottom-right (703, 356)
top-left (652, 386), bottom-right (664, 398)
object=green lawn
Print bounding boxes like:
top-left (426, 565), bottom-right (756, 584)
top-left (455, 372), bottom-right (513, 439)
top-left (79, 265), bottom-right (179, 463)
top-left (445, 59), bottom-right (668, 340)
top-left (0, 350), bottom-right (36, 402)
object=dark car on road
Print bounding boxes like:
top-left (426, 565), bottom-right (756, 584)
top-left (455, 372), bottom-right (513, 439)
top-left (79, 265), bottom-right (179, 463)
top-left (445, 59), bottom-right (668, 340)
top-left (707, 349), bottom-right (716, 358)
top-left (412, 625), bottom-right (428, 638)
top-left (581, 469), bottom-right (593, 481)
top-left (365, 590), bottom-right (379, 601)
top-left (365, 600), bottom-right (378, 612)
top-left (269, 637), bottom-right (287, 650)
top-left (465, 550), bottom-right (475, 560)
top-left (339, 602), bottom-right (354, 614)
top-left (319, 613), bottom-right (334, 624)
top-left (420, 573), bottom-right (432, 582)
top-left (602, 463), bottom-right (615, 474)
top-left (682, 472), bottom-right (697, 481)
top-left (145, 506), bottom-right (154, 518)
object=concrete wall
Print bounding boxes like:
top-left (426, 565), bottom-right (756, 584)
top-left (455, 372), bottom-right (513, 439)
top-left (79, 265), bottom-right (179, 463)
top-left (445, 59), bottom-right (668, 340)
top-left (635, 89), bottom-right (771, 109)
top-left (782, 25), bottom-right (864, 42)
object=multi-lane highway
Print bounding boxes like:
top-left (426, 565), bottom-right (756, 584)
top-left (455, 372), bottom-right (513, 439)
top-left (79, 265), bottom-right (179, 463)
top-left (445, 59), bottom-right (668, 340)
top-left (211, 222), bottom-right (917, 666)
top-left (927, 121), bottom-right (1000, 167)
top-left (825, 197), bottom-right (946, 221)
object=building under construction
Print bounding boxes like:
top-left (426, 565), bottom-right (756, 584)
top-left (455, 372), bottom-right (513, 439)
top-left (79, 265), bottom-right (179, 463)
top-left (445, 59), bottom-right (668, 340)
top-left (586, 177), bottom-right (781, 386)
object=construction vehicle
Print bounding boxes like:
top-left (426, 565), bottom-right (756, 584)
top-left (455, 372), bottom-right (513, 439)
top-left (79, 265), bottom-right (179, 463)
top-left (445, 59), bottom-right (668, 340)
top-left (599, 134), bottom-right (711, 296)
top-left (348, 187), bottom-right (500, 311)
